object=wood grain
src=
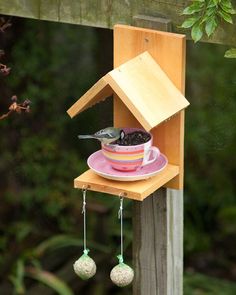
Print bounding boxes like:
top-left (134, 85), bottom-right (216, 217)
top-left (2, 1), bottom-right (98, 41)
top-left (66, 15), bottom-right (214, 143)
top-left (133, 188), bottom-right (183, 295)
top-left (114, 24), bottom-right (186, 189)
top-left (0, 0), bottom-right (235, 46)
top-left (73, 164), bottom-right (179, 201)
top-left (67, 51), bottom-right (189, 131)
top-left (114, 23), bottom-right (184, 295)
top-left (107, 52), bottom-right (189, 131)
top-left (67, 77), bottom-right (113, 118)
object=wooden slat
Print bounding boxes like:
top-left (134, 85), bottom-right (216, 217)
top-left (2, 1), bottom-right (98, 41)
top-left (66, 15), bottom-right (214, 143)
top-left (0, 0), bottom-right (235, 46)
top-left (0, 0), bottom-right (40, 18)
top-left (73, 164), bottom-right (179, 201)
top-left (67, 77), bottom-right (112, 118)
top-left (166, 189), bottom-right (184, 294)
top-left (113, 24), bottom-right (186, 189)
top-left (133, 15), bottom-right (172, 32)
top-left (133, 188), bottom-right (183, 295)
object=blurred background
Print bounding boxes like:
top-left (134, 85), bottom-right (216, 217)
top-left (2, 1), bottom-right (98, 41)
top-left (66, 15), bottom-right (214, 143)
top-left (0, 16), bottom-right (236, 294)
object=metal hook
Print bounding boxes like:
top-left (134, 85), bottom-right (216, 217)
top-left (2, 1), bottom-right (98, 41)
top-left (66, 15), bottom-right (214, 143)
top-left (82, 184), bottom-right (89, 193)
top-left (119, 191), bottom-right (127, 198)
top-left (119, 192), bottom-right (124, 198)
top-left (82, 185), bottom-right (88, 214)
top-left (118, 193), bottom-right (124, 219)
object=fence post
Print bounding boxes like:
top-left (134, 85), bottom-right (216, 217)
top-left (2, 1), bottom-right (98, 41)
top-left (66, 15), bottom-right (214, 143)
top-left (133, 189), bottom-right (183, 295)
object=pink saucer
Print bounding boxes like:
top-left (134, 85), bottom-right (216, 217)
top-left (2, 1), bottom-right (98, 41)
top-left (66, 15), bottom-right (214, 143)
top-left (87, 150), bottom-right (168, 181)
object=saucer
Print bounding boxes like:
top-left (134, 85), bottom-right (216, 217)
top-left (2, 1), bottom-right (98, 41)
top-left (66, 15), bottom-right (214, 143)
top-left (87, 150), bottom-right (168, 181)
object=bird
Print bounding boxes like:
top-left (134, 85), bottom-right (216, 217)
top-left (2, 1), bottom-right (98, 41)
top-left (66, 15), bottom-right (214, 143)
top-left (78, 127), bottom-right (125, 144)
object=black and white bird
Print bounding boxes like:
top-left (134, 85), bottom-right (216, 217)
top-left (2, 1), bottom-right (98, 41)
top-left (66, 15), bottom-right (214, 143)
top-left (78, 127), bottom-right (125, 144)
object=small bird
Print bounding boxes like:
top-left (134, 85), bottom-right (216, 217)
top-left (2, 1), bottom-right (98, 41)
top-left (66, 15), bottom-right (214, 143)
top-left (78, 127), bottom-right (125, 144)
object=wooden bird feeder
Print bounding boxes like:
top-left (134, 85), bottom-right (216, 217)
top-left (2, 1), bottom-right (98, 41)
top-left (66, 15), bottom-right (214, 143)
top-left (67, 25), bottom-right (189, 201)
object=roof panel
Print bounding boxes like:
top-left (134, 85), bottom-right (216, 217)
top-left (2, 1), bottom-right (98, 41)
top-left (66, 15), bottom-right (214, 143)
top-left (106, 51), bottom-right (189, 130)
top-left (67, 51), bottom-right (189, 130)
top-left (67, 77), bottom-right (112, 118)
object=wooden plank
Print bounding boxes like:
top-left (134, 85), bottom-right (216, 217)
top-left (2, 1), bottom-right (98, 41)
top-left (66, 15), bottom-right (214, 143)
top-left (67, 77), bottom-right (112, 118)
top-left (133, 188), bottom-right (183, 295)
top-left (0, 0), bottom-right (235, 46)
top-left (106, 52), bottom-right (189, 131)
top-left (133, 15), bottom-right (172, 32)
top-left (166, 189), bottom-right (183, 294)
top-left (114, 22), bottom-right (184, 295)
top-left (0, 0), bottom-right (40, 18)
top-left (113, 24), bottom-right (186, 189)
top-left (74, 164), bottom-right (179, 201)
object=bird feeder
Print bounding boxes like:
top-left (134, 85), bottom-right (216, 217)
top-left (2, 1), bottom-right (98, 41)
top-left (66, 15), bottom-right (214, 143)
top-left (67, 25), bottom-right (189, 201)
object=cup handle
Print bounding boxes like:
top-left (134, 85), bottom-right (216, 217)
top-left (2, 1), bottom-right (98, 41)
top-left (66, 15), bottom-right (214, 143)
top-left (142, 146), bottom-right (160, 167)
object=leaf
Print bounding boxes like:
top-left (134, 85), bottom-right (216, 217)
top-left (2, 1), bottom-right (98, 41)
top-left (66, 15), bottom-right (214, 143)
top-left (181, 17), bottom-right (199, 28)
top-left (9, 259), bottom-right (25, 294)
top-left (205, 17), bottom-right (218, 37)
top-left (221, 0), bottom-right (234, 9)
top-left (200, 9), bottom-right (215, 24)
top-left (25, 267), bottom-right (73, 295)
top-left (34, 235), bottom-right (84, 256)
top-left (182, 2), bottom-right (204, 15)
top-left (184, 272), bottom-right (236, 293)
top-left (220, 2), bottom-right (236, 14)
top-left (191, 23), bottom-right (203, 42)
top-left (224, 48), bottom-right (236, 58)
top-left (207, 0), bottom-right (218, 8)
top-left (205, 7), bottom-right (217, 17)
top-left (34, 234), bottom-right (109, 257)
top-left (9, 221), bottom-right (33, 242)
top-left (218, 9), bottom-right (233, 23)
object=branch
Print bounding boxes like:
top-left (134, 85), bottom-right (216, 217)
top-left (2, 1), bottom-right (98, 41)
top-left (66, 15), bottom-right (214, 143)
top-left (0, 18), bottom-right (11, 76)
top-left (0, 96), bottom-right (31, 121)
top-left (0, 63), bottom-right (11, 75)
top-left (0, 17), bottom-right (12, 32)
top-left (0, 110), bottom-right (13, 120)
top-left (0, 17), bottom-right (32, 120)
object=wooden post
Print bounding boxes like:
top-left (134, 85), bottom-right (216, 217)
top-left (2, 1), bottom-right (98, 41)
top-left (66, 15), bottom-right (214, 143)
top-left (133, 189), bottom-right (183, 295)
top-left (122, 18), bottom-right (184, 295)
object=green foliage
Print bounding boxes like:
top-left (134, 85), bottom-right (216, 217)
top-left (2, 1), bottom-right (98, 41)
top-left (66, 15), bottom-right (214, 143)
top-left (181, 0), bottom-right (236, 47)
top-left (191, 23), bottom-right (204, 42)
top-left (224, 48), bottom-right (236, 57)
top-left (25, 267), bottom-right (74, 295)
top-left (34, 234), bottom-right (109, 257)
top-left (184, 272), bottom-right (236, 294)
top-left (218, 206), bottom-right (236, 235)
top-left (0, 18), bottom-right (132, 294)
top-left (9, 259), bottom-right (25, 294)
top-left (184, 41), bottom-right (236, 273)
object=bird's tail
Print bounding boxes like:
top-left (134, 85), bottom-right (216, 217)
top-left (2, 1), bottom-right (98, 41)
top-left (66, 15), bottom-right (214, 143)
top-left (78, 135), bottom-right (95, 140)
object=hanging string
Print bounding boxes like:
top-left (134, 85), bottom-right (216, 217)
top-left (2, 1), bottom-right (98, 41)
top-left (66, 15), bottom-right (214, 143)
top-left (82, 186), bottom-right (88, 255)
top-left (118, 194), bottom-right (124, 264)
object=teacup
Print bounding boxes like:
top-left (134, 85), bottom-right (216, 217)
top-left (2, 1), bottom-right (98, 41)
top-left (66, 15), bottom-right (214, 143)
top-left (101, 128), bottom-right (160, 171)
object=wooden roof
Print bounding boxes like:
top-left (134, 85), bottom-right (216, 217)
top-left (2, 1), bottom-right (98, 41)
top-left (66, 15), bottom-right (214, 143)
top-left (67, 51), bottom-right (189, 131)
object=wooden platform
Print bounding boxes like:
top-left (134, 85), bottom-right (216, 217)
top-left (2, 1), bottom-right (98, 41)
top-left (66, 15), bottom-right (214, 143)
top-left (74, 164), bottom-right (179, 201)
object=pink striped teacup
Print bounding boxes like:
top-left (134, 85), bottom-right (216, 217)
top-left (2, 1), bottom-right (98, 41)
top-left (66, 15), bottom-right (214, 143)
top-left (101, 128), bottom-right (160, 171)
